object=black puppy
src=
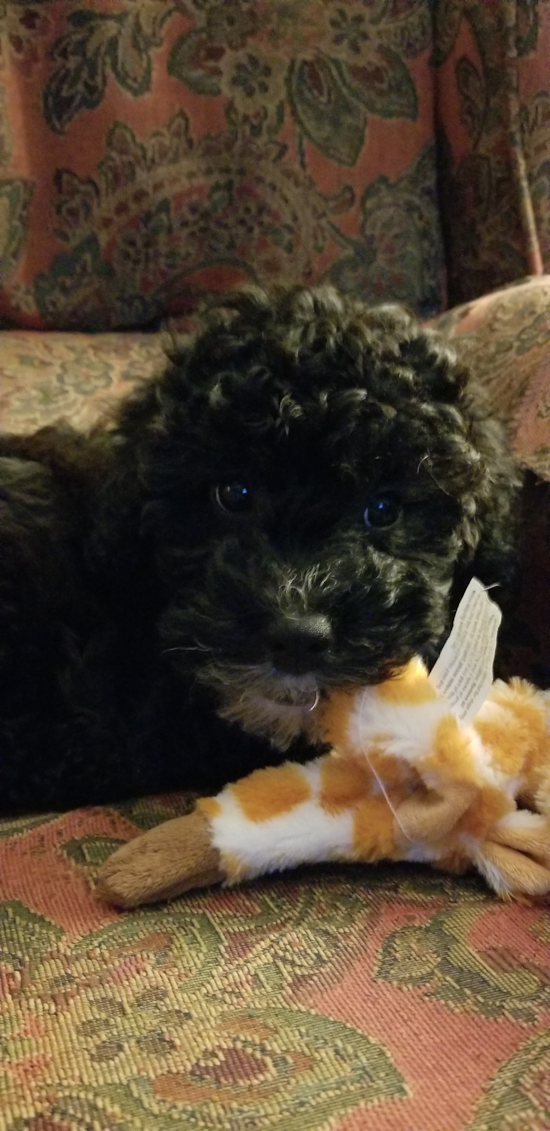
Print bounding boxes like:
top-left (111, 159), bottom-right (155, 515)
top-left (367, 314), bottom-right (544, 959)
top-left (0, 286), bottom-right (519, 812)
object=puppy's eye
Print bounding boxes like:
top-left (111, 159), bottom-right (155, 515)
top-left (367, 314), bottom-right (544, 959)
top-left (364, 494), bottom-right (401, 529)
top-left (214, 482), bottom-right (253, 514)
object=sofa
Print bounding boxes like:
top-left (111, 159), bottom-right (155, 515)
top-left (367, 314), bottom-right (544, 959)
top-left (1, 3), bottom-right (550, 1129)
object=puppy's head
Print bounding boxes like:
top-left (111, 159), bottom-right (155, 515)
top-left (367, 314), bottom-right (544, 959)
top-left (119, 286), bottom-right (519, 746)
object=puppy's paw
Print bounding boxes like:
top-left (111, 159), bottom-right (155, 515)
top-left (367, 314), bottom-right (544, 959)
top-left (476, 812), bottom-right (550, 901)
top-left (95, 809), bottom-right (224, 908)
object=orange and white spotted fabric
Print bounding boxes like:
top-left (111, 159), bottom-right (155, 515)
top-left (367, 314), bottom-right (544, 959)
top-left (198, 659), bottom-right (550, 900)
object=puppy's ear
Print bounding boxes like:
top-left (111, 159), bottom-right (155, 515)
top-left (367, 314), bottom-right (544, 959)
top-left (398, 326), bottom-right (521, 597)
top-left (83, 374), bottom-right (174, 585)
top-left (455, 381), bottom-right (522, 596)
top-left (113, 338), bottom-right (200, 443)
top-left (115, 379), bottom-right (164, 434)
top-left (390, 322), bottom-right (520, 595)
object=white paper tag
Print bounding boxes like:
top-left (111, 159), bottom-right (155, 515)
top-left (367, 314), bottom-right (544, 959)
top-left (429, 578), bottom-right (502, 725)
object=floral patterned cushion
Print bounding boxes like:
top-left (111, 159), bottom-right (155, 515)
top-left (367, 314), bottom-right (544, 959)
top-left (0, 816), bottom-right (549, 1131)
top-left (1, 0), bottom-right (549, 332)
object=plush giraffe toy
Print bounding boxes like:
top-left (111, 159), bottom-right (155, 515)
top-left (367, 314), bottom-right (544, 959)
top-left (97, 657), bottom-right (550, 908)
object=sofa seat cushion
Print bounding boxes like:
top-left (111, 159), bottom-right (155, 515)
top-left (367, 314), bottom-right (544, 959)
top-left (0, 800), bottom-right (549, 1131)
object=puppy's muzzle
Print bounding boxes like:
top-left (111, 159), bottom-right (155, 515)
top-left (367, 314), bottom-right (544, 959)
top-left (268, 612), bottom-right (333, 675)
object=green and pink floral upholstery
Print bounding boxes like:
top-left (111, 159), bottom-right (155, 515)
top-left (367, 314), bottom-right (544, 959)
top-left (1, 4), bottom-right (550, 1130)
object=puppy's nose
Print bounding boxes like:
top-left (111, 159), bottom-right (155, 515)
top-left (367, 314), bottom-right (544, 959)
top-left (269, 614), bottom-right (333, 672)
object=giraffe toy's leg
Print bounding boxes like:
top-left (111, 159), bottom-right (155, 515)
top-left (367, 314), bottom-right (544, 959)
top-left (475, 812), bottom-right (550, 901)
top-left (97, 753), bottom-right (399, 907)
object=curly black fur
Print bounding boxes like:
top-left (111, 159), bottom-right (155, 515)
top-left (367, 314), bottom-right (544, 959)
top-left (0, 286), bottom-right (520, 811)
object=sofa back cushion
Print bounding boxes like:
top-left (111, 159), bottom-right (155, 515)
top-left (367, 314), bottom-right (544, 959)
top-left (0, 0), bottom-right (443, 330)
